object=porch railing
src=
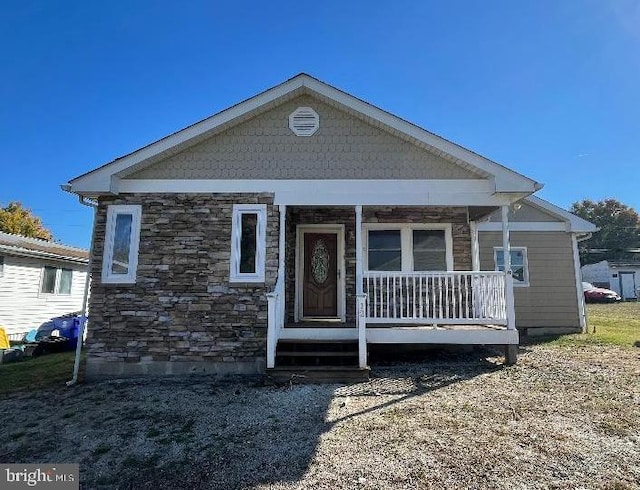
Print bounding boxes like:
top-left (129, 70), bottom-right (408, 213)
top-left (363, 271), bottom-right (507, 325)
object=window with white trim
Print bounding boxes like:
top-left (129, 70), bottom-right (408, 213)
top-left (494, 247), bottom-right (529, 286)
top-left (365, 225), bottom-right (453, 272)
top-left (102, 205), bottom-right (142, 284)
top-left (40, 266), bottom-right (73, 295)
top-left (230, 204), bottom-right (267, 283)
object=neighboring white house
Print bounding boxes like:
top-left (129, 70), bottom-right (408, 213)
top-left (581, 260), bottom-right (640, 300)
top-left (0, 232), bottom-right (89, 337)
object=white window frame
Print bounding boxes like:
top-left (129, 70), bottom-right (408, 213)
top-left (363, 223), bottom-right (454, 272)
top-left (102, 204), bottom-right (142, 284)
top-left (230, 204), bottom-right (267, 283)
top-left (39, 266), bottom-right (73, 296)
top-left (494, 246), bottom-right (530, 287)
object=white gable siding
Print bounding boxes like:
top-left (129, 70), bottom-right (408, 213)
top-left (0, 254), bottom-right (87, 336)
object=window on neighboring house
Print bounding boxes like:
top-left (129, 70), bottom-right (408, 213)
top-left (40, 266), bottom-right (73, 295)
top-left (494, 247), bottom-right (529, 286)
top-left (102, 205), bottom-right (142, 284)
top-left (365, 225), bottom-right (453, 272)
top-left (0, 255), bottom-right (4, 277)
top-left (230, 204), bottom-right (266, 283)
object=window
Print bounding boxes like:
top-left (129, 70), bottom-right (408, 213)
top-left (0, 255), bottom-right (4, 277)
top-left (494, 247), bottom-right (529, 286)
top-left (40, 266), bottom-right (73, 295)
top-left (368, 230), bottom-right (401, 271)
top-left (412, 230), bottom-right (447, 271)
top-left (102, 205), bottom-right (142, 284)
top-left (365, 225), bottom-right (453, 272)
top-left (230, 204), bottom-right (267, 283)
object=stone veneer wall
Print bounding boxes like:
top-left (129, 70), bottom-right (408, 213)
top-left (284, 206), bottom-right (471, 325)
top-left (86, 193), bottom-right (278, 379)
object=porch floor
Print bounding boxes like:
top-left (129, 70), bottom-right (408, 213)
top-left (283, 323), bottom-right (506, 330)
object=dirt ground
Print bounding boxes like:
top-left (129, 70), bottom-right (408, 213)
top-left (1, 344), bottom-right (639, 489)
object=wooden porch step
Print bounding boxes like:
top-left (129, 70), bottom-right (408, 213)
top-left (266, 366), bottom-right (370, 384)
top-left (275, 340), bottom-right (359, 368)
top-left (277, 351), bottom-right (358, 357)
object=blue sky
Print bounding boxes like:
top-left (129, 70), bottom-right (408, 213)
top-left (1, 0), bottom-right (639, 249)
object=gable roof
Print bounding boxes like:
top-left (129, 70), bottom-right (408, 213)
top-left (66, 73), bottom-right (542, 196)
top-left (0, 232), bottom-right (89, 264)
top-left (525, 196), bottom-right (597, 233)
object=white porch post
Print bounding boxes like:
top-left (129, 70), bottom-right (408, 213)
top-left (355, 205), bottom-right (367, 368)
top-left (266, 293), bottom-right (277, 368)
top-left (266, 204), bottom-right (287, 369)
top-left (501, 206), bottom-right (516, 331)
top-left (278, 205), bottom-right (286, 328)
top-left (470, 220), bottom-right (480, 272)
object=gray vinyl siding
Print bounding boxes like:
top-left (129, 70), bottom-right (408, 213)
top-left (128, 94), bottom-right (483, 181)
top-left (478, 231), bottom-right (580, 333)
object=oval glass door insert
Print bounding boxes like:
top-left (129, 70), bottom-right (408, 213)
top-left (311, 239), bottom-right (330, 284)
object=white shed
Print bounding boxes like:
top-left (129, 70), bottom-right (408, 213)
top-left (0, 232), bottom-right (89, 338)
top-left (581, 259), bottom-right (640, 300)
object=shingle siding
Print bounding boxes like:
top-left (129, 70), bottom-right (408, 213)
top-left (128, 95), bottom-right (482, 181)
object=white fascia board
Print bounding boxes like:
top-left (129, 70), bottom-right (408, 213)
top-left (366, 328), bottom-right (519, 345)
top-left (477, 222), bottom-right (569, 232)
top-left (525, 196), bottom-right (597, 233)
top-left (117, 179), bottom-right (517, 206)
top-left (68, 74), bottom-right (540, 195)
top-left (68, 77), bottom-right (307, 192)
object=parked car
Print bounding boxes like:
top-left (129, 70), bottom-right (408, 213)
top-left (582, 282), bottom-right (622, 303)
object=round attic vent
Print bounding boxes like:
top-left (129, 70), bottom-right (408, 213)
top-left (289, 107), bottom-right (319, 136)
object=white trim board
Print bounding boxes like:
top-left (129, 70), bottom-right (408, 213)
top-left (66, 73), bottom-right (541, 195)
top-left (366, 327), bottom-right (519, 345)
top-left (113, 179), bottom-right (524, 206)
top-left (477, 222), bottom-right (568, 232)
top-left (571, 234), bottom-right (587, 332)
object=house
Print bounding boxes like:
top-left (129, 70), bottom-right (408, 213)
top-left (581, 260), bottom-right (640, 300)
top-left (64, 73), bottom-right (596, 380)
top-left (0, 232), bottom-right (89, 339)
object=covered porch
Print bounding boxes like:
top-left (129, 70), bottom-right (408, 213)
top-left (266, 199), bottom-right (520, 370)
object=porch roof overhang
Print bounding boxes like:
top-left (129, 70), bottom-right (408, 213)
top-left (110, 178), bottom-right (529, 206)
top-left (64, 73), bottom-right (542, 200)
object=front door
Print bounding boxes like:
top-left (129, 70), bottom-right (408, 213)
top-left (302, 233), bottom-right (338, 318)
top-left (619, 272), bottom-right (637, 300)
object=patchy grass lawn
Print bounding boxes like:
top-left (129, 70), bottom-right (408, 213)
top-left (1, 344), bottom-right (639, 489)
top-left (534, 302), bottom-right (640, 348)
top-left (0, 351), bottom-right (80, 394)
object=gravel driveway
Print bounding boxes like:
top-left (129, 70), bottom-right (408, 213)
top-left (1, 344), bottom-right (638, 489)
